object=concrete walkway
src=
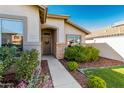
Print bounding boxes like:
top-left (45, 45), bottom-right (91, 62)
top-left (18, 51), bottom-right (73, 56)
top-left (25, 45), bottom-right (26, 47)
top-left (42, 56), bottom-right (81, 88)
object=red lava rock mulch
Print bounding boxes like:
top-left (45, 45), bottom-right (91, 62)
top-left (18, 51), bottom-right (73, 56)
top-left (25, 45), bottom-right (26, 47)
top-left (59, 59), bottom-right (87, 88)
top-left (41, 60), bottom-right (50, 75)
top-left (59, 57), bottom-right (124, 88)
top-left (0, 60), bottom-right (54, 88)
top-left (79, 57), bottom-right (124, 68)
top-left (1, 73), bottom-right (18, 88)
top-left (40, 60), bottom-right (54, 88)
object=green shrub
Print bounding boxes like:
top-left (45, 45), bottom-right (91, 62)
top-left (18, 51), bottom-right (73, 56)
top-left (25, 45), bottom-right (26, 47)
top-left (64, 45), bottom-right (84, 61)
top-left (0, 46), bottom-right (17, 60)
top-left (0, 47), bottom-right (17, 73)
top-left (90, 47), bottom-right (99, 61)
top-left (82, 47), bottom-right (99, 62)
top-left (0, 63), bottom-right (4, 77)
top-left (88, 75), bottom-right (106, 88)
top-left (64, 45), bottom-right (99, 62)
top-left (16, 49), bottom-right (39, 81)
top-left (67, 61), bottom-right (78, 71)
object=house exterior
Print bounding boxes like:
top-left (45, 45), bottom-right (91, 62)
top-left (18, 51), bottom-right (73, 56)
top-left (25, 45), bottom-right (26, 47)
top-left (42, 14), bottom-right (90, 59)
top-left (0, 5), bottom-right (47, 60)
top-left (86, 22), bottom-right (124, 62)
top-left (0, 5), bottom-right (89, 60)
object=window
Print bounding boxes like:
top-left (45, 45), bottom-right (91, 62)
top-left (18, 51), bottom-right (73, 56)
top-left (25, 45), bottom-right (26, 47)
top-left (0, 18), bottom-right (23, 51)
top-left (66, 34), bottom-right (81, 46)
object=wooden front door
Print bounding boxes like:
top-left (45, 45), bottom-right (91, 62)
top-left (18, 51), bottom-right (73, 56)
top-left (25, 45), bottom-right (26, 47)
top-left (43, 31), bottom-right (51, 55)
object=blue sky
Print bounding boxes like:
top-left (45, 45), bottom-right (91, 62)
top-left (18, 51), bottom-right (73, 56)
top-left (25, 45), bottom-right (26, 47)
top-left (48, 5), bottom-right (124, 32)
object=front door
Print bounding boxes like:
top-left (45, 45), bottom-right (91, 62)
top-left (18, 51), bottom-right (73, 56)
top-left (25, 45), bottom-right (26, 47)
top-left (43, 31), bottom-right (51, 55)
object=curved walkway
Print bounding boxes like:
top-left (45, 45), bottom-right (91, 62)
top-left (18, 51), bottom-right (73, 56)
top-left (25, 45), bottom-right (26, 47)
top-left (42, 56), bottom-right (81, 88)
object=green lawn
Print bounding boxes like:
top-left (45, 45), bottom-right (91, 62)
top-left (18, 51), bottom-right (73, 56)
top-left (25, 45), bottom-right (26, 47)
top-left (84, 66), bottom-right (124, 88)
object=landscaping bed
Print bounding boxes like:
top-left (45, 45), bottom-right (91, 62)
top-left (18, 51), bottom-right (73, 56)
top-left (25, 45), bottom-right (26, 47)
top-left (40, 60), bottom-right (54, 88)
top-left (78, 57), bottom-right (124, 68)
top-left (0, 60), bottom-right (54, 88)
top-left (0, 47), bottom-right (54, 88)
top-left (60, 57), bottom-right (124, 88)
top-left (83, 65), bottom-right (124, 88)
top-left (59, 59), bottom-right (88, 88)
top-left (0, 73), bottom-right (18, 88)
top-left (62, 45), bottom-right (124, 88)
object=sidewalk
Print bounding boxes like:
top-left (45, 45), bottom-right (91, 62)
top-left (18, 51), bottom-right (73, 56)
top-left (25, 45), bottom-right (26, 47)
top-left (42, 56), bottom-right (81, 88)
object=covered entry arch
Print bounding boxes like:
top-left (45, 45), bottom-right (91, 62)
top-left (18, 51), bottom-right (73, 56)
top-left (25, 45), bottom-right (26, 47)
top-left (41, 25), bottom-right (58, 57)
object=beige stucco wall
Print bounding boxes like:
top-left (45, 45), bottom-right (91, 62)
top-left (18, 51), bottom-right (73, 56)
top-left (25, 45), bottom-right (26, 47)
top-left (0, 5), bottom-right (42, 60)
top-left (46, 18), bottom-right (65, 43)
top-left (64, 23), bottom-right (86, 43)
top-left (0, 5), bottom-right (41, 42)
top-left (46, 17), bottom-right (87, 44)
top-left (45, 17), bottom-right (87, 59)
top-left (87, 43), bottom-right (124, 62)
top-left (86, 35), bottom-right (124, 62)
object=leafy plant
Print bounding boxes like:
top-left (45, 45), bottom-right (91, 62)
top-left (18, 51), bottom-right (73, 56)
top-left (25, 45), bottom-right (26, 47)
top-left (88, 75), bottom-right (106, 88)
top-left (27, 67), bottom-right (41, 88)
top-left (16, 49), bottom-right (39, 81)
top-left (0, 46), bottom-right (16, 60)
top-left (90, 47), bottom-right (99, 61)
top-left (64, 45), bottom-right (99, 62)
top-left (27, 76), bottom-right (40, 88)
top-left (64, 45), bottom-right (84, 61)
top-left (0, 47), bottom-right (17, 74)
top-left (67, 61), bottom-right (78, 71)
top-left (40, 73), bottom-right (53, 88)
top-left (0, 63), bottom-right (4, 78)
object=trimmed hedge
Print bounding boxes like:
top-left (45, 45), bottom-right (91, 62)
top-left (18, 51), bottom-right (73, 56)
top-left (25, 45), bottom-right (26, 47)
top-left (88, 75), bottom-right (106, 88)
top-left (64, 45), bottom-right (99, 62)
top-left (67, 61), bottom-right (78, 71)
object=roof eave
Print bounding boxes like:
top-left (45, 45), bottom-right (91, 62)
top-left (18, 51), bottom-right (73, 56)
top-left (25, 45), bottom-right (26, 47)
top-left (66, 20), bottom-right (90, 34)
top-left (47, 14), bottom-right (70, 20)
top-left (38, 5), bottom-right (48, 24)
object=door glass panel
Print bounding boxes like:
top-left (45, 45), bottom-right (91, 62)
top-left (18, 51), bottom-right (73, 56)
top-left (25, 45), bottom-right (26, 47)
top-left (44, 32), bottom-right (50, 35)
top-left (1, 18), bottom-right (23, 51)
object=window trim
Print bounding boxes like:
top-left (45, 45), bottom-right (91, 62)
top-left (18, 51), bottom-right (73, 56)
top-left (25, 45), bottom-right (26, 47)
top-left (0, 14), bottom-right (27, 49)
top-left (66, 34), bottom-right (82, 45)
top-left (0, 18), bottom-right (23, 49)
